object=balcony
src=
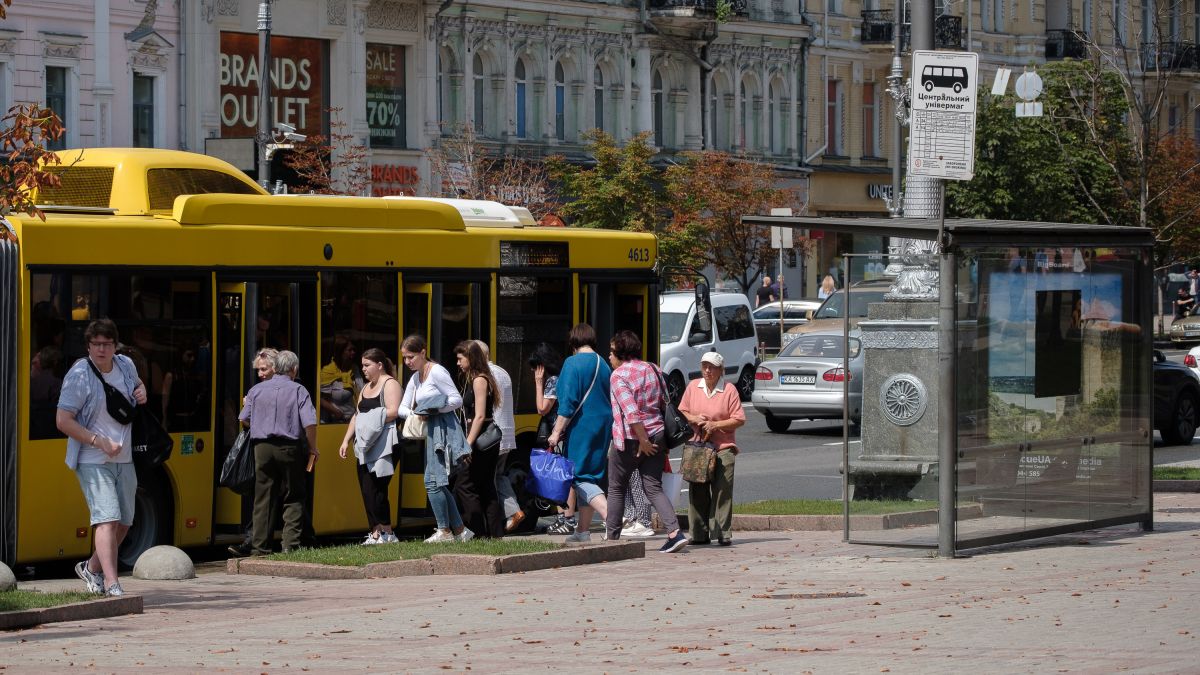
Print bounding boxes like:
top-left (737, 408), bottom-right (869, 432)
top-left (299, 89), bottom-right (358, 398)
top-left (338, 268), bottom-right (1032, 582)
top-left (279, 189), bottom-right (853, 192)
top-left (648, 0), bottom-right (749, 17)
top-left (898, 15), bottom-right (965, 51)
top-left (1140, 41), bottom-right (1199, 71)
top-left (1045, 29), bottom-right (1089, 59)
top-left (861, 9), bottom-right (895, 44)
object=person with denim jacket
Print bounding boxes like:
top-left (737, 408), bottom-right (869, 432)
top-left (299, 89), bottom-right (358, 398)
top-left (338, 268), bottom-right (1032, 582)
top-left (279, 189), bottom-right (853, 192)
top-left (56, 319), bottom-right (148, 597)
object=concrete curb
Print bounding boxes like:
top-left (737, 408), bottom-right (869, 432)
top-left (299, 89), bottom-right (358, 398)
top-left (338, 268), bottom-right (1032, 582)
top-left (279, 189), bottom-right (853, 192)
top-left (1154, 479), bottom-right (1200, 492)
top-left (228, 541), bottom-right (645, 580)
top-left (0, 595), bottom-right (143, 630)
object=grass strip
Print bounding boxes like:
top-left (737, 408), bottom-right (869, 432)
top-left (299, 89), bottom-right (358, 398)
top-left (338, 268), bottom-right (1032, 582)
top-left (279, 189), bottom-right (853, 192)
top-left (734, 499), bottom-right (939, 515)
top-left (0, 590), bottom-right (98, 612)
top-left (1154, 466), bottom-right (1200, 480)
top-left (265, 539), bottom-right (562, 567)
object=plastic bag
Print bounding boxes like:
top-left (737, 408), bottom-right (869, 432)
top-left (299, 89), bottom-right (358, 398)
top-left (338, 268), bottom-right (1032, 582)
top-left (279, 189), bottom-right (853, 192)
top-left (219, 429), bottom-right (255, 494)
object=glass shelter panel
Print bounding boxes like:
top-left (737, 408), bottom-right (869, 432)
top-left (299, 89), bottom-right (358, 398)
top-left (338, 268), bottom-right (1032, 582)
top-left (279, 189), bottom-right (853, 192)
top-left (954, 247), bottom-right (1151, 548)
top-left (844, 253), bottom-right (941, 547)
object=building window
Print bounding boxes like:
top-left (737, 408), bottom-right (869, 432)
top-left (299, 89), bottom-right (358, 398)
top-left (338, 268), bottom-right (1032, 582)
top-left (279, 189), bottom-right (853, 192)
top-left (863, 83), bottom-right (877, 157)
top-left (768, 83), bottom-right (778, 155)
top-left (740, 81), bottom-right (752, 149)
top-left (1082, 0), bottom-right (1093, 32)
top-left (515, 59), bottom-right (527, 139)
top-left (652, 70), bottom-right (664, 147)
top-left (132, 75), bottom-right (155, 147)
top-left (1169, 104), bottom-right (1179, 135)
top-left (1142, 0), bottom-right (1157, 43)
top-left (593, 66), bottom-right (604, 133)
top-left (826, 80), bottom-right (842, 156)
top-left (1114, 0), bottom-right (1128, 44)
top-left (1195, 0), bottom-right (1199, 42)
top-left (554, 62), bottom-right (566, 142)
top-left (473, 54), bottom-right (485, 135)
top-left (1170, 0), bottom-right (1181, 39)
top-left (981, 0), bottom-right (993, 31)
top-left (1194, 109), bottom-right (1200, 147)
top-left (366, 44), bottom-right (407, 149)
top-left (45, 67), bottom-right (68, 151)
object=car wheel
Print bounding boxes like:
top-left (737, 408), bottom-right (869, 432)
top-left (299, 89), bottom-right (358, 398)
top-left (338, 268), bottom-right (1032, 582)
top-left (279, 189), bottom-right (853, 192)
top-left (1161, 390), bottom-right (1199, 446)
top-left (118, 473), bottom-right (172, 569)
top-left (667, 372), bottom-right (686, 407)
top-left (736, 366), bottom-right (755, 402)
top-left (764, 413), bottom-right (792, 433)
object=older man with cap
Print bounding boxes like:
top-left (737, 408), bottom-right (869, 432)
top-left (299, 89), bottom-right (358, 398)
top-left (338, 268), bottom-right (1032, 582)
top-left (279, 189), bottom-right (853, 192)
top-left (677, 351), bottom-right (745, 546)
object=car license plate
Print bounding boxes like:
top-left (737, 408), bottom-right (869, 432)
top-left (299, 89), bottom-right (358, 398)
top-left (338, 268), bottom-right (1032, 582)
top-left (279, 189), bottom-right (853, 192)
top-left (1187, 332), bottom-right (1200, 337)
top-left (781, 374), bottom-right (816, 385)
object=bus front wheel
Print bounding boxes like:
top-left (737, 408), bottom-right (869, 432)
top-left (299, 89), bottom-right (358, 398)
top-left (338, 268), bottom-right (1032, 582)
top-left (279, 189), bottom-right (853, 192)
top-left (118, 471), bottom-right (173, 569)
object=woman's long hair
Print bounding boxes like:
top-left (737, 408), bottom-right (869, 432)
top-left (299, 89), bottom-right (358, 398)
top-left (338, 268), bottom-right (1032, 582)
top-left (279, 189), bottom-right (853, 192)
top-left (454, 340), bottom-right (500, 407)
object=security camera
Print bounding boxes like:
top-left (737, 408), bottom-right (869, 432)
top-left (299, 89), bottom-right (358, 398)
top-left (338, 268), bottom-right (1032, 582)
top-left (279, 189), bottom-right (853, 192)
top-left (284, 132), bottom-right (307, 142)
top-left (275, 122), bottom-right (297, 135)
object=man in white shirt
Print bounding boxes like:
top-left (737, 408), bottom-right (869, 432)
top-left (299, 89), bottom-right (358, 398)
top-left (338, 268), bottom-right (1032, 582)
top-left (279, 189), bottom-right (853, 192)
top-left (475, 341), bottom-right (523, 532)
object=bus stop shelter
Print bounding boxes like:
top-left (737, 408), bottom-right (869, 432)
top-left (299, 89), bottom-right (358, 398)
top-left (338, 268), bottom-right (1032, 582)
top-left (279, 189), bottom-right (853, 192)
top-left (744, 215), bottom-right (1156, 555)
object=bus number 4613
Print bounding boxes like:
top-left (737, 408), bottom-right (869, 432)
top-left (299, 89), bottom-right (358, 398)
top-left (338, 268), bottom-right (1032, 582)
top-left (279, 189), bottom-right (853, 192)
top-left (628, 247), bottom-right (651, 262)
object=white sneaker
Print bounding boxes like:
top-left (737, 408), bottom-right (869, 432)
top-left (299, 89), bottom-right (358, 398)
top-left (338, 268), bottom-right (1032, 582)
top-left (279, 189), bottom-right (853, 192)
top-left (620, 522), bottom-right (655, 538)
top-left (455, 527), bottom-right (475, 543)
top-left (74, 561), bottom-right (103, 595)
top-left (105, 582), bottom-right (125, 597)
top-left (380, 532), bottom-right (399, 544)
top-left (362, 532), bottom-right (382, 546)
top-left (565, 530), bottom-right (592, 543)
top-left (424, 529), bottom-right (455, 543)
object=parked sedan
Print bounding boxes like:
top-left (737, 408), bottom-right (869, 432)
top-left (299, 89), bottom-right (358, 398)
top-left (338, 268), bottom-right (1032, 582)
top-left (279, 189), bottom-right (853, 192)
top-left (1155, 350), bottom-right (1200, 446)
top-left (753, 300), bottom-right (822, 352)
top-left (751, 331), bottom-right (863, 433)
top-left (1169, 313), bottom-right (1200, 346)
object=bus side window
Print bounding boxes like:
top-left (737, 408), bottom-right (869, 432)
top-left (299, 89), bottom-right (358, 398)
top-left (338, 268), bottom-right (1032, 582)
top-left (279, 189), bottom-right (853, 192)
top-left (320, 272), bottom-right (398, 424)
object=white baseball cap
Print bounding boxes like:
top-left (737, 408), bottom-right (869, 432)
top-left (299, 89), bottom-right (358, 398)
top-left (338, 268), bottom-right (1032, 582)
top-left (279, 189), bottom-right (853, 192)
top-left (700, 351), bottom-right (724, 368)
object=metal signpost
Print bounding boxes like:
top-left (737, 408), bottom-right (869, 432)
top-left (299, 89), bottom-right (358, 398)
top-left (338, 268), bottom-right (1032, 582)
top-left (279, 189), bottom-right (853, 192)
top-left (771, 225), bottom-right (794, 348)
top-left (907, 50), bottom-right (980, 181)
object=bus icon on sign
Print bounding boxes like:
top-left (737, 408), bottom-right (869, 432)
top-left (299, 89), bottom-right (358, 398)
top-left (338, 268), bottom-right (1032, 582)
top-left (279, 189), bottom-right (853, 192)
top-left (921, 65), bottom-right (969, 93)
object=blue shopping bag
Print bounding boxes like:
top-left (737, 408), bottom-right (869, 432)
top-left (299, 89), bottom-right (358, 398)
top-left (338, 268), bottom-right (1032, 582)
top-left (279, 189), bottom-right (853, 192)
top-left (527, 448), bottom-right (575, 505)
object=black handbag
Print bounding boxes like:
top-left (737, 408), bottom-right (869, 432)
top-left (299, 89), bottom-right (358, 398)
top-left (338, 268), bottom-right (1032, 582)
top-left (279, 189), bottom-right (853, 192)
top-left (219, 428), bottom-right (255, 494)
top-left (472, 421), bottom-right (502, 452)
top-left (86, 359), bottom-right (136, 425)
top-left (131, 407), bottom-right (173, 468)
top-left (653, 365), bottom-right (692, 450)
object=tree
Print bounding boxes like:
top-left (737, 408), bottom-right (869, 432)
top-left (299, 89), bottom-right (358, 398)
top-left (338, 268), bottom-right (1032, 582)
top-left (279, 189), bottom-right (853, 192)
top-left (665, 151), bottom-right (800, 294)
top-left (945, 61), bottom-right (1129, 225)
top-left (0, 103), bottom-right (64, 220)
top-left (545, 129), bottom-right (665, 233)
top-left (282, 108), bottom-right (370, 195)
top-left (425, 123), bottom-right (560, 221)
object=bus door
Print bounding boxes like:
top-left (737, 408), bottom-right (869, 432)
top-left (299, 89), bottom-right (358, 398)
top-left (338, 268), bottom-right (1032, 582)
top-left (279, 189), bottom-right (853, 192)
top-left (212, 278), bottom-right (318, 540)
top-left (580, 278), bottom-right (657, 360)
top-left (396, 277), bottom-right (490, 524)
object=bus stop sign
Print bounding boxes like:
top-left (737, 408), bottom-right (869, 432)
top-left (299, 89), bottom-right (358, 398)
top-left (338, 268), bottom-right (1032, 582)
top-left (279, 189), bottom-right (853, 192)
top-left (907, 50), bottom-right (979, 181)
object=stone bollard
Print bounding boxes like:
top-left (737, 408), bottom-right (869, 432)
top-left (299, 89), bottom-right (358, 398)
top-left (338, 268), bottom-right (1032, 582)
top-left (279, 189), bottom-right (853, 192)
top-left (0, 562), bottom-right (15, 591)
top-left (132, 546), bottom-right (195, 580)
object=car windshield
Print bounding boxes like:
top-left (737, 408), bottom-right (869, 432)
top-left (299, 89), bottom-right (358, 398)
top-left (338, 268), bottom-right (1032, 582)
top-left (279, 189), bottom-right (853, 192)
top-left (812, 290), bottom-right (887, 319)
top-left (660, 312), bottom-right (688, 344)
top-left (781, 334), bottom-right (860, 358)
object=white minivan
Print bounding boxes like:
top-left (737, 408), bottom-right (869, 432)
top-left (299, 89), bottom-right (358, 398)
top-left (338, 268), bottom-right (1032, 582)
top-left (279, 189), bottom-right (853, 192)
top-left (659, 290), bottom-right (759, 403)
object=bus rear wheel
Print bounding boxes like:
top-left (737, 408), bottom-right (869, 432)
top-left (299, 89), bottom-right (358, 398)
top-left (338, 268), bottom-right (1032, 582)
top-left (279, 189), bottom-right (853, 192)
top-left (118, 472), bottom-right (172, 569)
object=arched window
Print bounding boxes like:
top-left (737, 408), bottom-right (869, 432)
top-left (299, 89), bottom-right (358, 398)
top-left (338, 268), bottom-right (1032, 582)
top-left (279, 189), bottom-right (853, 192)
top-left (594, 66), bottom-right (604, 133)
top-left (652, 70), bottom-right (664, 147)
top-left (740, 81), bottom-right (752, 150)
top-left (768, 82), bottom-right (778, 155)
top-left (555, 62), bottom-right (566, 141)
top-left (473, 54), bottom-right (485, 135)
top-left (515, 59), bottom-right (527, 139)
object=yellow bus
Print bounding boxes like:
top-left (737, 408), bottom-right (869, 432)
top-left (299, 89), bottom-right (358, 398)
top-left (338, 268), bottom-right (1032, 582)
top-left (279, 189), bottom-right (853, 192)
top-left (0, 148), bottom-right (658, 567)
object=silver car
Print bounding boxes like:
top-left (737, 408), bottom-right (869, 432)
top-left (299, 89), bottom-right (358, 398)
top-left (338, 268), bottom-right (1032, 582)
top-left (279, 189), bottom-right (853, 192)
top-left (751, 331), bottom-right (864, 433)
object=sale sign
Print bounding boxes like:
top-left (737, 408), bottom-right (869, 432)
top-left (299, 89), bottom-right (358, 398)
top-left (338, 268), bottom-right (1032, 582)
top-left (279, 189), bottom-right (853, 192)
top-left (366, 43), bottom-right (406, 149)
top-left (219, 32), bottom-right (327, 138)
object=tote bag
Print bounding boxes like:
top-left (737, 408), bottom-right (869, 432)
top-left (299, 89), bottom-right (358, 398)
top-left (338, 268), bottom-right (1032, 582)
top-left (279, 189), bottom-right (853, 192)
top-left (131, 407), bottom-right (174, 469)
top-left (526, 448), bottom-right (575, 505)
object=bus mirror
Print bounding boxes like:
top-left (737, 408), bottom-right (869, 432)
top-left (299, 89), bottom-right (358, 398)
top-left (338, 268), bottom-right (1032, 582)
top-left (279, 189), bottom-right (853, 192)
top-left (694, 282), bottom-right (713, 335)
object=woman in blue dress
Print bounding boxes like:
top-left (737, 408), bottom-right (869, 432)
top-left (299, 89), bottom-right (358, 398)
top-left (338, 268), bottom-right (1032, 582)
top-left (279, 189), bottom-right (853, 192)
top-left (546, 323), bottom-right (612, 542)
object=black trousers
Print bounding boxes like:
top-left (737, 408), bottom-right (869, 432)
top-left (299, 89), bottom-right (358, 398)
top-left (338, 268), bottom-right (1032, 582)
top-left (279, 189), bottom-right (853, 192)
top-left (357, 460), bottom-right (395, 529)
top-left (452, 449), bottom-right (505, 538)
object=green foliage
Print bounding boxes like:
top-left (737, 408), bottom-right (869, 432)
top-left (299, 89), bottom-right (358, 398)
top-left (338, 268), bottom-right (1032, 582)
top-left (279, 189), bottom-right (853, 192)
top-left (266, 539), bottom-right (561, 566)
top-left (734, 499), bottom-right (938, 515)
top-left (546, 130), bottom-right (665, 234)
top-left (946, 60), bottom-right (1131, 225)
top-left (1153, 466), bottom-right (1200, 480)
top-left (714, 0), bottom-right (734, 23)
top-left (0, 590), bottom-right (96, 612)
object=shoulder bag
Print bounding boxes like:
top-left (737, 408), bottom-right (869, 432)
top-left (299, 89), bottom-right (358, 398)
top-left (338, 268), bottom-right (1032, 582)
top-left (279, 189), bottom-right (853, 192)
top-left (400, 374), bottom-right (427, 440)
top-left (652, 364), bottom-right (692, 450)
top-left (86, 358), bottom-right (136, 425)
top-left (131, 407), bottom-right (174, 469)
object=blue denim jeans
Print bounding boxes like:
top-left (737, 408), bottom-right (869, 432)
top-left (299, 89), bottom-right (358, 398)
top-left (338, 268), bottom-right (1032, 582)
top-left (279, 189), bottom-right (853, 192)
top-left (425, 480), bottom-right (464, 531)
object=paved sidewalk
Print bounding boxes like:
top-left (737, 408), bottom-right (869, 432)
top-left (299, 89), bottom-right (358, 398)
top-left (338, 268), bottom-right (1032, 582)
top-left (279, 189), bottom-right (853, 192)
top-left (4, 495), bottom-right (1199, 673)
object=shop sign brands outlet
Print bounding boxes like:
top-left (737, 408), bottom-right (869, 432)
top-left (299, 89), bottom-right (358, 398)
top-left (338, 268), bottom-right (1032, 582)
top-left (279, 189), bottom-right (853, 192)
top-left (220, 33), bottom-right (326, 138)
